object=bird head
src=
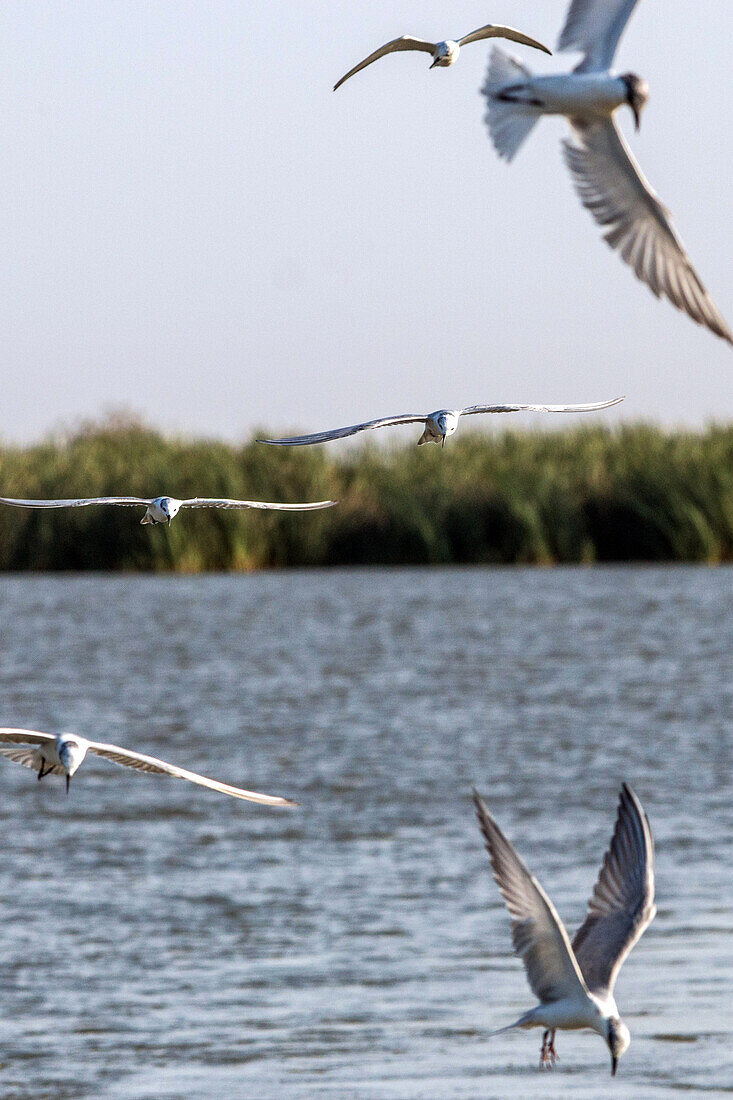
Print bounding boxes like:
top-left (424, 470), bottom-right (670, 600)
top-left (606, 1016), bottom-right (630, 1076)
top-left (430, 41), bottom-right (458, 68)
top-left (58, 737), bottom-right (86, 778)
top-left (621, 73), bottom-right (649, 130)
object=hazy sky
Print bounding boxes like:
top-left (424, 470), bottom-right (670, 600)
top-left (0, 1), bottom-right (731, 443)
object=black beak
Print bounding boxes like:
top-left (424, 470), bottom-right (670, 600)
top-left (632, 105), bottom-right (641, 131)
top-left (167, 517), bottom-right (171, 526)
top-left (441, 436), bottom-right (445, 448)
top-left (429, 59), bottom-right (438, 69)
top-left (611, 1055), bottom-right (618, 1077)
top-left (66, 774), bottom-right (70, 795)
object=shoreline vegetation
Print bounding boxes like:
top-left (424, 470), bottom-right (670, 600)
top-left (0, 418), bottom-right (731, 570)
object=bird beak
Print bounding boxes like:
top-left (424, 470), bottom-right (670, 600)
top-left (611, 1055), bottom-right (618, 1077)
top-left (66, 774), bottom-right (70, 795)
top-left (441, 436), bottom-right (446, 448)
top-left (167, 517), bottom-right (171, 526)
top-left (429, 59), bottom-right (438, 69)
top-left (632, 105), bottom-right (641, 131)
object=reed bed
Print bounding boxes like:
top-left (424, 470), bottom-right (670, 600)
top-left (0, 419), bottom-right (730, 570)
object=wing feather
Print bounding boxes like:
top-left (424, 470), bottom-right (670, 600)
top-left (460, 397), bottom-right (624, 417)
top-left (564, 119), bottom-right (733, 344)
top-left (334, 37), bottom-right (435, 91)
top-left (473, 790), bottom-right (589, 1004)
top-left (0, 728), bottom-right (58, 745)
top-left (258, 414), bottom-right (427, 447)
top-left (458, 24), bottom-right (551, 55)
top-left (0, 497), bottom-right (150, 509)
top-left (558, 0), bottom-right (640, 72)
top-left (572, 784), bottom-right (656, 999)
top-left (179, 498), bottom-right (336, 511)
top-left (0, 746), bottom-right (44, 771)
top-left (87, 741), bottom-right (297, 808)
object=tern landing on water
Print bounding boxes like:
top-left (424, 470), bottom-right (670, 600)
top-left (333, 23), bottom-right (550, 91)
top-left (259, 397), bottom-right (623, 449)
top-left (473, 784), bottom-right (655, 1075)
top-left (0, 495), bottom-right (336, 526)
top-left (482, 0), bottom-right (732, 345)
top-left (0, 728), bottom-right (297, 807)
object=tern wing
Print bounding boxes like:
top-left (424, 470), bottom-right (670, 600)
top-left (458, 24), bottom-right (551, 55)
top-left (86, 741), bottom-right (297, 807)
top-left (0, 496), bottom-right (150, 509)
top-left (258, 414), bottom-right (427, 447)
top-left (572, 784), bottom-right (656, 999)
top-left (558, 0), bottom-right (640, 72)
top-left (0, 727), bottom-right (57, 746)
top-left (179, 498), bottom-right (337, 511)
top-left (564, 119), bottom-right (733, 344)
top-left (0, 747), bottom-right (44, 770)
top-left (473, 791), bottom-right (589, 1004)
top-left (460, 397), bottom-right (624, 416)
top-left (334, 36), bottom-right (435, 91)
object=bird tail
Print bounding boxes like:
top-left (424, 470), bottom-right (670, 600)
top-left (417, 429), bottom-right (432, 446)
top-left (489, 1011), bottom-right (537, 1037)
top-left (481, 48), bottom-right (542, 162)
top-left (140, 512), bottom-right (155, 525)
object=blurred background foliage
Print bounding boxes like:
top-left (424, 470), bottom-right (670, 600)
top-left (0, 417), bottom-right (731, 570)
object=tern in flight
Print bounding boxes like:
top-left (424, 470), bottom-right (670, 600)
top-left (0, 494), bottom-right (336, 526)
top-left (0, 727), bottom-right (297, 807)
top-left (333, 22), bottom-right (550, 92)
top-left (259, 397), bottom-right (623, 449)
top-left (482, 0), bottom-right (732, 344)
top-left (473, 784), bottom-right (655, 1075)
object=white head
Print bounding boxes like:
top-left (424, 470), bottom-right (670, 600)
top-left (153, 496), bottom-right (181, 525)
top-left (430, 41), bottom-right (459, 68)
top-left (57, 736), bottom-right (88, 793)
top-left (606, 1016), bottom-right (631, 1076)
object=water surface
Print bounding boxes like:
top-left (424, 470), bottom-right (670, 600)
top-left (0, 568), bottom-right (730, 1099)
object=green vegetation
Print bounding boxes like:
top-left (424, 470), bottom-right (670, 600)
top-left (0, 418), bottom-right (731, 570)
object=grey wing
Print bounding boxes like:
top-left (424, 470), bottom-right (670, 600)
top-left (461, 397), bottom-right (624, 416)
top-left (572, 783), bottom-right (656, 999)
top-left (458, 24), bottom-right (551, 56)
top-left (564, 120), bottom-right (733, 344)
top-left (87, 741), bottom-right (298, 808)
top-left (334, 36), bottom-right (435, 91)
top-left (179, 498), bottom-right (337, 511)
top-left (473, 791), bottom-right (589, 1004)
top-left (0, 727), bottom-right (57, 745)
top-left (258, 414), bottom-right (427, 446)
top-left (0, 746), bottom-right (46, 771)
top-left (558, 0), bottom-right (640, 72)
top-left (0, 496), bottom-right (150, 509)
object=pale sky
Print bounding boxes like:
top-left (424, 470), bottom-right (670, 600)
top-left (0, 1), bottom-right (731, 443)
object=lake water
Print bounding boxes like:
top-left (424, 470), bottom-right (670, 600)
top-left (0, 568), bottom-right (730, 1100)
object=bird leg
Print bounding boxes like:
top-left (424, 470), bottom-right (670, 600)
top-left (539, 1030), bottom-right (557, 1069)
top-left (38, 760), bottom-right (49, 780)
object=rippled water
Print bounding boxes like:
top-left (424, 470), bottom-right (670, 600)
top-left (0, 568), bottom-right (730, 1099)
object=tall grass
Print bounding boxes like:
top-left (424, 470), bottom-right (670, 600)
top-left (0, 418), bottom-right (731, 570)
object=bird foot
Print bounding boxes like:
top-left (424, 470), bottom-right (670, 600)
top-left (539, 1031), bottom-right (558, 1069)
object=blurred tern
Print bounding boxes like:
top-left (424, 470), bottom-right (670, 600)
top-left (259, 397), bottom-right (624, 449)
top-left (0, 727), bottom-right (297, 807)
top-left (473, 784), bottom-right (655, 1075)
top-left (482, 0), bottom-right (733, 344)
top-left (333, 23), bottom-right (550, 91)
top-left (0, 494), bottom-right (336, 526)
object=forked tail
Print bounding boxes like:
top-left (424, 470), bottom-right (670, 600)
top-left (481, 48), bottom-right (542, 162)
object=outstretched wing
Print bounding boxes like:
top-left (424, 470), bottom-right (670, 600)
top-left (0, 496), bottom-right (150, 509)
top-left (458, 24), bottom-right (551, 55)
top-left (87, 741), bottom-right (297, 808)
top-left (179, 498), bottom-right (336, 511)
top-left (473, 790), bottom-right (589, 1004)
top-left (564, 119), bottom-right (733, 344)
top-left (334, 36), bottom-right (435, 91)
top-left (572, 783), bottom-right (656, 999)
top-left (460, 397), bottom-right (624, 416)
top-left (558, 0), bottom-right (640, 72)
top-left (258, 414), bottom-right (427, 447)
top-left (0, 727), bottom-right (57, 745)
